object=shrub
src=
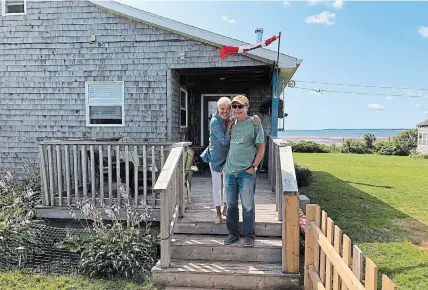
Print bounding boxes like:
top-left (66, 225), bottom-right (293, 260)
top-left (363, 133), bottom-right (377, 149)
top-left (57, 183), bottom-right (158, 282)
top-left (341, 139), bottom-right (371, 154)
top-left (392, 129), bottom-right (418, 156)
top-left (294, 164), bottom-right (313, 187)
top-left (291, 141), bottom-right (329, 153)
top-left (375, 141), bottom-right (402, 156)
top-left (410, 152), bottom-right (428, 159)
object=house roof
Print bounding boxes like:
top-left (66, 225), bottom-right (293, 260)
top-left (90, 1), bottom-right (302, 71)
top-left (417, 119), bottom-right (428, 127)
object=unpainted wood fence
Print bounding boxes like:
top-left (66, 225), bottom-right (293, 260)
top-left (304, 204), bottom-right (398, 290)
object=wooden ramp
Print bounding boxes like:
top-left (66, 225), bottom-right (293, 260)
top-left (152, 176), bottom-right (300, 289)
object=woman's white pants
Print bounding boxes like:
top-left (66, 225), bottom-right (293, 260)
top-left (210, 163), bottom-right (226, 207)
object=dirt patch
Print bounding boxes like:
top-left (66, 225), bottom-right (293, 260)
top-left (395, 217), bottom-right (428, 250)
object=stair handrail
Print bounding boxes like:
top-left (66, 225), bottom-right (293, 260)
top-left (269, 136), bottom-right (300, 273)
top-left (153, 142), bottom-right (191, 268)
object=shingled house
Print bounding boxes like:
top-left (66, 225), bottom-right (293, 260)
top-left (417, 119), bottom-right (428, 153)
top-left (0, 0), bottom-right (301, 176)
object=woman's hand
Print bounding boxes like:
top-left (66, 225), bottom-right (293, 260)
top-left (252, 115), bottom-right (261, 125)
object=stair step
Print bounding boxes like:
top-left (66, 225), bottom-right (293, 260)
top-left (171, 234), bottom-right (282, 263)
top-left (176, 212), bottom-right (281, 237)
top-left (152, 259), bottom-right (300, 290)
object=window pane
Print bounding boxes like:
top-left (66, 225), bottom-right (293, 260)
top-left (181, 109), bottom-right (186, 126)
top-left (88, 83), bottom-right (123, 105)
top-left (90, 106), bottom-right (122, 125)
top-left (180, 90), bottom-right (186, 109)
top-left (6, 0), bottom-right (24, 13)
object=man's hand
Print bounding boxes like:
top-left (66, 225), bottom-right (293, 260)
top-left (227, 117), bottom-right (235, 128)
top-left (246, 167), bottom-right (255, 175)
top-left (252, 115), bottom-right (261, 126)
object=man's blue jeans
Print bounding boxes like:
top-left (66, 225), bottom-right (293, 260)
top-left (224, 170), bottom-right (256, 238)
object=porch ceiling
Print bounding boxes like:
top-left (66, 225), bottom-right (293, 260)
top-left (175, 66), bottom-right (272, 85)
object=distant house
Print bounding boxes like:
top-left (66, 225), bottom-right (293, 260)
top-left (417, 119), bottom-right (428, 153)
top-left (0, 0), bottom-right (302, 175)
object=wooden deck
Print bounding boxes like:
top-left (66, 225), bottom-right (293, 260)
top-left (186, 175), bottom-right (280, 225)
top-left (152, 173), bottom-right (301, 289)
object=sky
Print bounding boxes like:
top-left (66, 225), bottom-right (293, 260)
top-left (116, 0), bottom-right (428, 130)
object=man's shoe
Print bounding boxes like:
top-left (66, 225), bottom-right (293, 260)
top-left (223, 234), bottom-right (239, 245)
top-left (243, 236), bottom-right (255, 247)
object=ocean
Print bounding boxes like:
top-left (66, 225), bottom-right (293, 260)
top-left (278, 129), bottom-right (407, 138)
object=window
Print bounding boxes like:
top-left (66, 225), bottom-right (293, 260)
top-left (2, 0), bottom-right (26, 15)
top-left (180, 87), bottom-right (188, 128)
top-left (85, 82), bottom-right (125, 127)
top-left (419, 132), bottom-right (428, 146)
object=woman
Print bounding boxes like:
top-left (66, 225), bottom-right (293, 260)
top-left (201, 97), bottom-right (260, 224)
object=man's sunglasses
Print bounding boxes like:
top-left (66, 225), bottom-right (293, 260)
top-left (232, 104), bottom-right (246, 109)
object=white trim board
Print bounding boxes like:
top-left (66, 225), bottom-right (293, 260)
top-left (90, 1), bottom-right (302, 70)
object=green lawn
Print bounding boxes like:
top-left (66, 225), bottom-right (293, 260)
top-left (293, 153), bottom-right (428, 290)
top-left (0, 271), bottom-right (159, 290)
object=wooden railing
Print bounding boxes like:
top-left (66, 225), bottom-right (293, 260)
top-left (153, 142), bottom-right (189, 268)
top-left (304, 204), bottom-right (398, 290)
top-left (39, 139), bottom-right (175, 208)
top-left (268, 136), bottom-right (300, 273)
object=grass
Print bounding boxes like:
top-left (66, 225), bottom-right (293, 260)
top-left (0, 270), bottom-right (160, 290)
top-left (293, 153), bottom-right (428, 290)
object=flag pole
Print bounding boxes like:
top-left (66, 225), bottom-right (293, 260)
top-left (275, 32), bottom-right (284, 131)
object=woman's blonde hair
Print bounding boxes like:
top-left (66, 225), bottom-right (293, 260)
top-left (217, 97), bottom-right (232, 107)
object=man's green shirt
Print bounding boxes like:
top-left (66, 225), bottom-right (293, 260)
top-left (222, 117), bottom-right (265, 174)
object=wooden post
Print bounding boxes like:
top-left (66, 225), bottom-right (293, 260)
top-left (382, 275), bottom-right (397, 290)
top-left (320, 210), bottom-right (328, 283)
top-left (134, 146), bottom-right (139, 206)
top-left (90, 145), bottom-right (96, 202)
top-left (333, 225), bottom-right (342, 290)
top-left (99, 145), bottom-right (104, 204)
top-left (365, 258), bottom-right (378, 290)
top-left (342, 234), bottom-right (352, 290)
top-left (73, 145), bottom-right (78, 203)
top-left (64, 145), bottom-right (71, 206)
top-left (326, 218), bottom-right (334, 290)
top-left (56, 145), bottom-right (62, 206)
top-left (39, 145), bottom-right (49, 206)
top-left (107, 145), bottom-right (112, 205)
top-left (284, 194), bottom-right (300, 273)
top-left (304, 204), bottom-right (317, 289)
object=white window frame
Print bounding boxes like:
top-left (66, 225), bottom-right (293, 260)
top-left (180, 87), bottom-right (188, 129)
top-left (85, 81), bottom-right (125, 127)
top-left (2, 0), bottom-right (27, 16)
top-left (419, 132), bottom-right (428, 146)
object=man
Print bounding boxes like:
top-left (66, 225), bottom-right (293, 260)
top-left (222, 95), bottom-right (265, 247)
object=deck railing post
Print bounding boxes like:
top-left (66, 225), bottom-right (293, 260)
top-left (277, 143), bottom-right (300, 274)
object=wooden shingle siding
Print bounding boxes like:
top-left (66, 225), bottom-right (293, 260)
top-left (0, 0), bottom-right (268, 175)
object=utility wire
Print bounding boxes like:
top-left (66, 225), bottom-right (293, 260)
top-left (293, 80), bottom-right (428, 92)
top-left (293, 86), bottom-right (427, 98)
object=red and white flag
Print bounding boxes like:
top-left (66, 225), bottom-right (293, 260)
top-left (220, 34), bottom-right (279, 60)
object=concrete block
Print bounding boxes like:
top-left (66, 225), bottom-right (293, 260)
top-left (299, 195), bottom-right (310, 214)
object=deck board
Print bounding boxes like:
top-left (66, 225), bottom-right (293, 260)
top-left (188, 176), bottom-right (279, 224)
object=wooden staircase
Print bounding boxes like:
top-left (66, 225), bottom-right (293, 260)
top-left (152, 177), bottom-right (301, 289)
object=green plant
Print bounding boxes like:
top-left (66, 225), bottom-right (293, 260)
top-left (392, 129), bottom-right (418, 156)
top-left (291, 141), bottom-right (329, 153)
top-left (294, 164), bottom-right (313, 187)
top-left (341, 138), bottom-right (372, 154)
top-left (58, 182), bottom-right (158, 282)
top-left (363, 133), bottom-right (377, 149)
top-left (410, 152), bottom-right (428, 159)
top-left (375, 141), bottom-right (402, 156)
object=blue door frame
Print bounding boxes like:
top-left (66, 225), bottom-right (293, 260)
top-left (271, 71), bottom-right (279, 137)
